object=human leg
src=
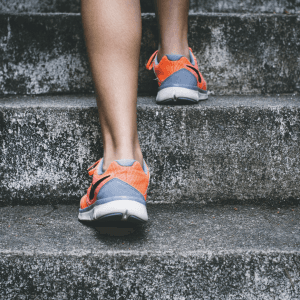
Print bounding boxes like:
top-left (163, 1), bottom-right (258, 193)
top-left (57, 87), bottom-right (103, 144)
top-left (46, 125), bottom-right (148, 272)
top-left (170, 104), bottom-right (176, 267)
top-left (146, 0), bottom-right (208, 104)
top-left (154, 0), bottom-right (190, 62)
top-left (79, 0), bottom-right (149, 223)
top-left (81, 0), bottom-right (143, 171)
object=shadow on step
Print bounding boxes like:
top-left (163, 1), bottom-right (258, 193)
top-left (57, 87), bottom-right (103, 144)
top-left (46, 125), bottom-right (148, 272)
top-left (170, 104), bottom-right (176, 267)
top-left (79, 219), bottom-right (147, 238)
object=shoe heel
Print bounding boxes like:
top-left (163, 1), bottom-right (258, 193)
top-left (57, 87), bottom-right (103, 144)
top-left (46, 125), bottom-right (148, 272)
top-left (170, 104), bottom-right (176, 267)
top-left (156, 87), bottom-right (207, 104)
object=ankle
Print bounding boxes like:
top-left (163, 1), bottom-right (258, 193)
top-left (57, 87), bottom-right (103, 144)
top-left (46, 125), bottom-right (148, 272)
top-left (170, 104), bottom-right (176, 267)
top-left (102, 147), bottom-right (143, 172)
top-left (157, 45), bottom-right (190, 62)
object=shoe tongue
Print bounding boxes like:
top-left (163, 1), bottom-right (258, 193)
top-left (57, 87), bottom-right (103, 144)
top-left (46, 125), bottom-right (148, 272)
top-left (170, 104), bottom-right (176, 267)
top-left (116, 159), bottom-right (136, 167)
top-left (166, 54), bottom-right (184, 61)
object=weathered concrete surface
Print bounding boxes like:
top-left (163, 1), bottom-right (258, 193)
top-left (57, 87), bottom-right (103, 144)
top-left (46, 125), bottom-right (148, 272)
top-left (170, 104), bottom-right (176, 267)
top-left (0, 0), bottom-right (81, 13)
top-left (1, 95), bottom-right (300, 206)
top-left (0, 13), bottom-right (299, 95)
top-left (1, 0), bottom-right (300, 13)
top-left (189, 0), bottom-right (300, 13)
top-left (0, 13), bottom-right (92, 95)
top-left (0, 204), bottom-right (299, 299)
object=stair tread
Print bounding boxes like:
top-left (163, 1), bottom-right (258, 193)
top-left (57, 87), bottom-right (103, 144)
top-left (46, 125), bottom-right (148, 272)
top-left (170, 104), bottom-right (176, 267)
top-left (1, 0), bottom-right (300, 14)
top-left (1, 12), bottom-right (299, 15)
top-left (2, 204), bottom-right (299, 298)
top-left (1, 204), bottom-right (299, 255)
top-left (1, 94), bottom-right (299, 108)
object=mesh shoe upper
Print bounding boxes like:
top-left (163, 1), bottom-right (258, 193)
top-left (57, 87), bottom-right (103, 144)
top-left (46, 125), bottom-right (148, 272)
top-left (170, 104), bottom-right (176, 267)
top-left (146, 47), bottom-right (207, 92)
top-left (80, 159), bottom-right (150, 210)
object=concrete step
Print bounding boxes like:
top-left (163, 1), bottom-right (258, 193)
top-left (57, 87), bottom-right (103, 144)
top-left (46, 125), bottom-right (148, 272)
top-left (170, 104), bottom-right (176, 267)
top-left (1, 204), bottom-right (299, 299)
top-left (1, 94), bottom-right (300, 206)
top-left (0, 13), bottom-right (299, 96)
top-left (1, 0), bottom-right (300, 14)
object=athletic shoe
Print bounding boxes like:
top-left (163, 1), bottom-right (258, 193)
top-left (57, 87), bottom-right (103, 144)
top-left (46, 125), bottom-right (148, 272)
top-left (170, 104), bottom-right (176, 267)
top-left (78, 158), bottom-right (150, 224)
top-left (146, 47), bottom-right (208, 104)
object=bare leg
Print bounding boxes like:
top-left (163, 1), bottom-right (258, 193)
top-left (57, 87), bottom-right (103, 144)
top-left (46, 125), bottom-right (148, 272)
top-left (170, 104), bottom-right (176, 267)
top-left (81, 0), bottom-right (143, 171)
top-left (155, 0), bottom-right (190, 62)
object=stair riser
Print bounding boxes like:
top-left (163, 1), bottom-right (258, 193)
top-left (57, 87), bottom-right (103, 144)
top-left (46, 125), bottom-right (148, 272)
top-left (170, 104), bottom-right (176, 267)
top-left (1, 96), bottom-right (300, 205)
top-left (1, 253), bottom-right (298, 299)
top-left (0, 14), bottom-right (299, 96)
top-left (1, 0), bottom-right (300, 13)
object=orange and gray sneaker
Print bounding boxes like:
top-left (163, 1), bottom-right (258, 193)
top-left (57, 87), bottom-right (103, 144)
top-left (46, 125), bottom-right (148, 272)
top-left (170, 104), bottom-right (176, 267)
top-left (78, 158), bottom-right (150, 223)
top-left (146, 47), bottom-right (208, 104)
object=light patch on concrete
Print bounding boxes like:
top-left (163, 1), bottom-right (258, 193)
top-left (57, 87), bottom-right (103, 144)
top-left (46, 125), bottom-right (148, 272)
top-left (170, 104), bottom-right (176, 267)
top-left (0, 107), bottom-right (102, 203)
top-left (203, 27), bottom-right (236, 90)
top-left (0, 53), bottom-right (92, 94)
top-left (196, 26), bottom-right (261, 95)
top-left (0, 17), bottom-right (11, 51)
top-left (190, 0), bottom-right (300, 13)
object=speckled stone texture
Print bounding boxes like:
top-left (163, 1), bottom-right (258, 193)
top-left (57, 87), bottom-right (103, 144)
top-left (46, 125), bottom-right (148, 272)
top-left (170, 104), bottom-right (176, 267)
top-left (189, 0), bottom-right (300, 13)
top-left (0, 0), bottom-right (81, 13)
top-left (1, 95), bottom-right (300, 206)
top-left (0, 204), bottom-right (299, 299)
top-left (1, 0), bottom-right (300, 13)
top-left (0, 13), bottom-right (299, 95)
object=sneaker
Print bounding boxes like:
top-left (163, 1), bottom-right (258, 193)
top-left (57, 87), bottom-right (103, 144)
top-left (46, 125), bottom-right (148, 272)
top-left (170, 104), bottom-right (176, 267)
top-left (146, 47), bottom-right (208, 104)
top-left (78, 158), bottom-right (150, 223)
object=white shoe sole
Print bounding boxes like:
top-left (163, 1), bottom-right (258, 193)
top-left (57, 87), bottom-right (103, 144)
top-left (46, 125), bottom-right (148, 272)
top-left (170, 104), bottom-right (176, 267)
top-left (156, 87), bottom-right (208, 103)
top-left (78, 200), bottom-right (148, 223)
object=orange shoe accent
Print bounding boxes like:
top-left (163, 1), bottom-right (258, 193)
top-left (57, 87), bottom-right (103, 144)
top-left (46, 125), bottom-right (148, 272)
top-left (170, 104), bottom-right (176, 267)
top-left (146, 47), bottom-right (207, 92)
top-left (80, 195), bottom-right (89, 210)
top-left (80, 159), bottom-right (150, 210)
top-left (145, 50), bottom-right (158, 70)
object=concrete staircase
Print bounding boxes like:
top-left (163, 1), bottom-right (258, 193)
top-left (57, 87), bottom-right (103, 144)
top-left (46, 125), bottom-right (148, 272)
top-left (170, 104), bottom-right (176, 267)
top-left (1, 204), bottom-right (300, 299)
top-left (0, 1), bottom-right (300, 299)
